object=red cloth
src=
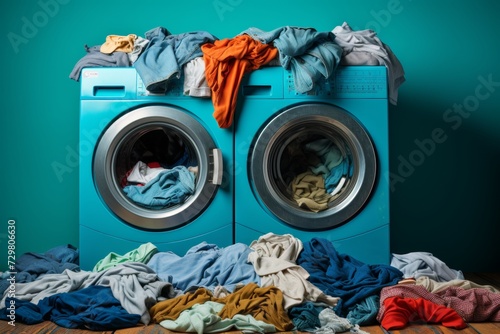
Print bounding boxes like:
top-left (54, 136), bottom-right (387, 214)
top-left (148, 162), bottom-right (161, 168)
top-left (381, 296), bottom-right (467, 330)
top-left (202, 34), bottom-right (278, 128)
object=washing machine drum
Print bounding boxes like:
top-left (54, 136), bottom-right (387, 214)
top-left (250, 103), bottom-right (377, 230)
top-left (93, 105), bottom-right (223, 231)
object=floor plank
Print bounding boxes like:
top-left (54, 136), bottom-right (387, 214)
top-left (376, 323), bottom-right (476, 333)
top-left (359, 324), bottom-right (388, 333)
top-left (463, 272), bottom-right (500, 290)
top-left (0, 320), bottom-right (113, 333)
top-left (114, 324), bottom-right (171, 334)
top-left (468, 322), bottom-right (500, 333)
top-left (4, 320), bottom-right (500, 334)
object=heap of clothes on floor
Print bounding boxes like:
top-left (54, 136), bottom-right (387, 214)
top-left (1, 233), bottom-right (499, 332)
top-left (69, 22), bottom-right (406, 130)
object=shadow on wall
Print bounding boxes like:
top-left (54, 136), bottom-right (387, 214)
top-left (388, 93), bottom-right (500, 272)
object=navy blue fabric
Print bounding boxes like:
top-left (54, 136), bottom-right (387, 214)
top-left (297, 238), bottom-right (402, 317)
top-left (0, 244), bottom-right (79, 295)
top-left (1, 286), bottom-right (140, 330)
top-left (0, 298), bottom-right (44, 324)
top-left (39, 285), bottom-right (141, 330)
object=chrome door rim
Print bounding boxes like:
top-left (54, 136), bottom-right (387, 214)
top-left (93, 105), bottom-right (219, 230)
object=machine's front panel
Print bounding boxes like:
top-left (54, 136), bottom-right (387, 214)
top-left (79, 68), bottom-right (233, 270)
top-left (234, 66), bottom-right (390, 264)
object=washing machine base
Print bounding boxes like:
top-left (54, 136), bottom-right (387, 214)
top-left (235, 223), bottom-right (390, 265)
top-left (79, 224), bottom-right (233, 270)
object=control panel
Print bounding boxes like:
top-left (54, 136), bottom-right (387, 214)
top-left (285, 66), bottom-right (387, 99)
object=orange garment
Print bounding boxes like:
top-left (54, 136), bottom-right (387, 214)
top-left (202, 34), bottom-right (278, 128)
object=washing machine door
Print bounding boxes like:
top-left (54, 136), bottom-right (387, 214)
top-left (250, 103), bottom-right (376, 230)
top-left (93, 105), bottom-right (223, 230)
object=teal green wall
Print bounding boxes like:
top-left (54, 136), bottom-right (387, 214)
top-left (1, 0), bottom-right (499, 272)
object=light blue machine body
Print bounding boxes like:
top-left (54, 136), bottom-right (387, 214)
top-left (79, 67), bottom-right (233, 270)
top-left (79, 65), bottom-right (390, 268)
top-left (234, 66), bottom-right (390, 265)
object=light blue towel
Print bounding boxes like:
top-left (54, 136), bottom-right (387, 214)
top-left (147, 242), bottom-right (261, 293)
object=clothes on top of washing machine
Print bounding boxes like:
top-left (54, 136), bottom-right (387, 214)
top-left (69, 44), bottom-right (131, 81)
top-left (332, 22), bottom-right (405, 105)
top-left (240, 26), bottom-right (343, 94)
top-left (128, 36), bottom-right (150, 64)
top-left (202, 34), bottom-right (278, 128)
top-left (134, 27), bottom-right (218, 94)
top-left (100, 34), bottom-right (138, 54)
top-left (183, 57), bottom-right (211, 97)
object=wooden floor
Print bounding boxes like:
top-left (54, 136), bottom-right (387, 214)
top-left (1, 321), bottom-right (500, 334)
top-left (1, 273), bottom-right (499, 334)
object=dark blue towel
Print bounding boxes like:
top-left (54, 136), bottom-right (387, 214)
top-left (0, 299), bottom-right (43, 324)
top-left (14, 244), bottom-right (79, 277)
top-left (297, 237), bottom-right (402, 317)
top-left (1, 286), bottom-right (141, 330)
top-left (0, 244), bottom-right (79, 295)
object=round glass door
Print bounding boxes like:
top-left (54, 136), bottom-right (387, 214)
top-left (250, 103), bottom-right (376, 230)
top-left (93, 105), bottom-right (223, 230)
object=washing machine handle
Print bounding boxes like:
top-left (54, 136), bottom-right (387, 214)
top-left (212, 148), bottom-right (223, 185)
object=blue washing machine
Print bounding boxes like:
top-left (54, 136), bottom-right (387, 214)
top-left (79, 67), bottom-right (233, 270)
top-left (234, 66), bottom-right (390, 264)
